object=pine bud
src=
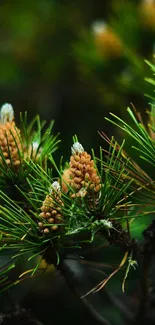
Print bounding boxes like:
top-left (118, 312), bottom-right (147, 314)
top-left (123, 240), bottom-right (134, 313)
top-left (0, 103), bottom-right (14, 123)
top-left (71, 142), bottom-right (84, 155)
top-left (26, 141), bottom-right (42, 161)
top-left (49, 181), bottom-right (61, 194)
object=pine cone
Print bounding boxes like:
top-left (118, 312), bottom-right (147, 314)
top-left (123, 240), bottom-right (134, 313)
top-left (0, 104), bottom-right (22, 168)
top-left (69, 142), bottom-right (101, 198)
top-left (38, 182), bottom-right (63, 234)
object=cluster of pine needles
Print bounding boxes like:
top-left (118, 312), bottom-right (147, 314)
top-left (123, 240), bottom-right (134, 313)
top-left (1, 62), bottom-right (155, 297)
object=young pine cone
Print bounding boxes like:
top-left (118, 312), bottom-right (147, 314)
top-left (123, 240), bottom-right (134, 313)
top-left (0, 103), bottom-right (22, 168)
top-left (38, 181), bottom-right (64, 235)
top-left (69, 142), bottom-right (101, 197)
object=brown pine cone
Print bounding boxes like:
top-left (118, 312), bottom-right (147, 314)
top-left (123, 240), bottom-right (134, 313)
top-left (0, 103), bottom-right (22, 168)
top-left (38, 181), bottom-right (64, 234)
top-left (69, 142), bottom-right (101, 198)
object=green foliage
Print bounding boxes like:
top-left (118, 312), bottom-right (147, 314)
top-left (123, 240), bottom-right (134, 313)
top-left (3, 1), bottom-right (155, 324)
top-left (0, 110), bottom-right (137, 293)
top-left (1, 57), bottom-right (155, 323)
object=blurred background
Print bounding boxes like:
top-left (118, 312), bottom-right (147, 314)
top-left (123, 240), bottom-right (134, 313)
top-left (1, 0), bottom-right (155, 161)
top-left (1, 0), bottom-right (155, 324)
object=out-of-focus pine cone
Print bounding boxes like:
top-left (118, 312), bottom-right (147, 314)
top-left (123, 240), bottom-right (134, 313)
top-left (38, 181), bottom-right (64, 234)
top-left (92, 22), bottom-right (123, 58)
top-left (69, 142), bottom-right (101, 198)
top-left (139, 0), bottom-right (155, 31)
top-left (0, 103), bottom-right (22, 168)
